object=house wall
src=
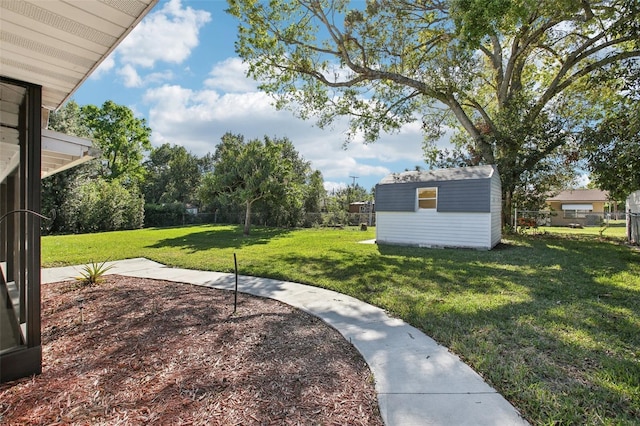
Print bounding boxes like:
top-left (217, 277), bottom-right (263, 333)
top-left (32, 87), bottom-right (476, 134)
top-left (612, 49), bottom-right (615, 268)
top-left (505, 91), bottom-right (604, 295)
top-left (376, 211), bottom-right (493, 249)
top-left (546, 200), bottom-right (609, 226)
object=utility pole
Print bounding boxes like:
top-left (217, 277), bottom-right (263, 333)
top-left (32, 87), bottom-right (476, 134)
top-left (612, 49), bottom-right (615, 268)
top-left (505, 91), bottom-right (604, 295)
top-left (347, 176), bottom-right (359, 215)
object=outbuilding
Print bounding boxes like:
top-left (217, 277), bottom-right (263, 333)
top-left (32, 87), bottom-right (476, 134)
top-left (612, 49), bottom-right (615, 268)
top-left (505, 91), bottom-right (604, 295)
top-left (375, 165), bottom-right (502, 250)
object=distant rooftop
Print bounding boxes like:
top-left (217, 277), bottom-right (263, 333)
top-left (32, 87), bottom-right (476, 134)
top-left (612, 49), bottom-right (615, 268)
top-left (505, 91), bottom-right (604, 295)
top-left (378, 165), bottom-right (496, 185)
top-left (547, 189), bottom-right (610, 202)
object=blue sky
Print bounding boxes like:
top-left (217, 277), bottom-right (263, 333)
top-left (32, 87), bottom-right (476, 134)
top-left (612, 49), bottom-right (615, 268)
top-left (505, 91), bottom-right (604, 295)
top-left (71, 0), bottom-right (443, 192)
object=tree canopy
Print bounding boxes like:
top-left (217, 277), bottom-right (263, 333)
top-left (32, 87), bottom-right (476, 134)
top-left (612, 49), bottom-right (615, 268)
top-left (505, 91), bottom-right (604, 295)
top-left (199, 133), bottom-right (317, 235)
top-left (82, 100), bottom-right (152, 184)
top-left (227, 0), bottom-right (640, 222)
top-left (581, 97), bottom-right (640, 201)
top-left (42, 100), bottom-right (149, 233)
top-left (143, 143), bottom-right (212, 205)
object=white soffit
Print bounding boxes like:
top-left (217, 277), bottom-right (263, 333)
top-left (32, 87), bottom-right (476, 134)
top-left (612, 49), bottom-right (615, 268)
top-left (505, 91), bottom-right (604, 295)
top-left (0, 0), bottom-right (157, 181)
top-left (41, 128), bottom-right (97, 178)
top-left (0, 0), bottom-right (158, 111)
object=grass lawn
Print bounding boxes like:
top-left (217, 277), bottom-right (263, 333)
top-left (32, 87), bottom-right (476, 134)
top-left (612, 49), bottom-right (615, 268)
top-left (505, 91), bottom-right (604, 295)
top-left (42, 225), bottom-right (640, 425)
top-left (527, 220), bottom-right (628, 239)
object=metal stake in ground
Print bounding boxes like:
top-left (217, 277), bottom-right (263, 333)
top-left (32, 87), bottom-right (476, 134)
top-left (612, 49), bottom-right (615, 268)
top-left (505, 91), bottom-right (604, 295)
top-left (233, 253), bottom-right (238, 314)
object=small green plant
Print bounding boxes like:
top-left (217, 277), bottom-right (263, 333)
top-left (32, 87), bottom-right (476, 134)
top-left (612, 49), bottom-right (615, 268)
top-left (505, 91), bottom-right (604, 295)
top-left (75, 260), bottom-right (113, 286)
top-left (598, 224), bottom-right (608, 237)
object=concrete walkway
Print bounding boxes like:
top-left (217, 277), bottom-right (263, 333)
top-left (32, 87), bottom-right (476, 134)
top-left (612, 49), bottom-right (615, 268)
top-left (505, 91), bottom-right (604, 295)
top-left (42, 258), bottom-right (528, 426)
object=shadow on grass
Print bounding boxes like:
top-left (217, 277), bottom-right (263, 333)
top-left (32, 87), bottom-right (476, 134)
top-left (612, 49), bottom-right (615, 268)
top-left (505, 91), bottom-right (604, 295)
top-left (275, 234), bottom-right (640, 424)
top-left (145, 225), bottom-right (293, 252)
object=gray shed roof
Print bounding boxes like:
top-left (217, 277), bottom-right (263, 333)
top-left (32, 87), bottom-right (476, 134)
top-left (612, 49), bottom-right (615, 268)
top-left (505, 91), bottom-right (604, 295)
top-left (378, 165), bottom-right (496, 185)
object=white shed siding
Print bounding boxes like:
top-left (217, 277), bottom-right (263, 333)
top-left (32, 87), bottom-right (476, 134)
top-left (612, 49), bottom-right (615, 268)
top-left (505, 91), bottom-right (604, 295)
top-left (490, 171), bottom-right (502, 247)
top-left (376, 211), bottom-right (493, 249)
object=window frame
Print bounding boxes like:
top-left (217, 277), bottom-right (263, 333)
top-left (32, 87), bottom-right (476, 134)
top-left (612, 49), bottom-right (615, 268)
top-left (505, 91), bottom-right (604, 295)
top-left (416, 187), bottom-right (438, 210)
top-left (563, 209), bottom-right (591, 219)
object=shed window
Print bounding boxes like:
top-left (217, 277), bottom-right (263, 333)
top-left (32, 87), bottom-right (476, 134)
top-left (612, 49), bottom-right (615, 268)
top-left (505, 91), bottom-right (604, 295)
top-left (417, 187), bottom-right (437, 209)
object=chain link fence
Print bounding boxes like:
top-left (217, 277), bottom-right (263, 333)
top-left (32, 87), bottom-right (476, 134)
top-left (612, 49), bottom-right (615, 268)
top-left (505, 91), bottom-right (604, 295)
top-left (144, 210), bottom-right (376, 229)
top-left (514, 210), bottom-right (625, 228)
top-left (514, 209), bottom-right (639, 245)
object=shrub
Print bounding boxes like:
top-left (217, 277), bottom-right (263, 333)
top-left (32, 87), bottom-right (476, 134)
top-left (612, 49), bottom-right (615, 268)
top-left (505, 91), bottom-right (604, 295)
top-left (62, 178), bottom-right (144, 233)
top-left (144, 203), bottom-right (187, 227)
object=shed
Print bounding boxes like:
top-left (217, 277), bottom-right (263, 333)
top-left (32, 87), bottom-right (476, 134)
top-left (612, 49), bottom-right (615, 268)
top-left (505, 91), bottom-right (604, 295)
top-left (375, 165), bottom-right (502, 249)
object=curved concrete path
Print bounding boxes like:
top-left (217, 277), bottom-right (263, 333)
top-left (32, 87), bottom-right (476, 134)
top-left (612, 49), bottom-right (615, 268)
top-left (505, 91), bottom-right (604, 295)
top-left (42, 258), bottom-right (528, 426)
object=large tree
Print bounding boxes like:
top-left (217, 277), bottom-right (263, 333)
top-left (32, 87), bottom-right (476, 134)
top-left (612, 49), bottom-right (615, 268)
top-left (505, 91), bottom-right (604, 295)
top-left (199, 133), bottom-right (307, 235)
top-left (82, 100), bottom-right (152, 184)
top-left (47, 100), bottom-right (90, 138)
top-left (43, 100), bottom-right (93, 233)
top-left (227, 0), bottom-right (640, 224)
top-left (581, 98), bottom-right (640, 201)
top-left (43, 100), bottom-right (151, 233)
top-left (143, 143), bottom-right (207, 205)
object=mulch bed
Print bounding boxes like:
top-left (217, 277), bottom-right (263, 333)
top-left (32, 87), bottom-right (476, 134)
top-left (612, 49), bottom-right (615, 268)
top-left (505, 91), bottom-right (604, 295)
top-left (0, 275), bottom-right (382, 425)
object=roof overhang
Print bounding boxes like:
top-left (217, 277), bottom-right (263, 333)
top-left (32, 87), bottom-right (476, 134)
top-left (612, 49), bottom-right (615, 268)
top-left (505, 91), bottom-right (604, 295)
top-left (0, 129), bottom-right (98, 182)
top-left (1, 0), bottom-right (158, 111)
top-left (0, 0), bottom-right (157, 181)
top-left (41, 129), bottom-right (98, 178)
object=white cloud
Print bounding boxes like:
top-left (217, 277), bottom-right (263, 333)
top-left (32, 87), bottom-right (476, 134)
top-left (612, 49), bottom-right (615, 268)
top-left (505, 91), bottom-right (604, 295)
top-left (91, 0), bottom-right (210, 86)
top-left (117, 66), bottom-right (173, 89)
top-left (142, 58), bottom-right (449, 189)
top-left (117, 0), bottom-right (211, 68)
top-left (90, 54), bottom-right (115, 79)
top-left (324, 181), bottom-right (347, 193)
top-left (204, 58), bottom-right (258, 93)
top-left (117, 64), bottom-right (143, 88)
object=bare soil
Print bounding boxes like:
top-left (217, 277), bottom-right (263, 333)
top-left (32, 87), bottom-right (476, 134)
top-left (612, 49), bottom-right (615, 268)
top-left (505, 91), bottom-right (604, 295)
top-left (0, 276), bottom-right (382, 425)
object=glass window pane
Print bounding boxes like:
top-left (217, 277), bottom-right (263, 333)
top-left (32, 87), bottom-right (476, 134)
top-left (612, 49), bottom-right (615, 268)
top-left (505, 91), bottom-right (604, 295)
top-left (419, 199), bottom-right (437, 209)
top-left (418, 188), bottom-right (437, 199)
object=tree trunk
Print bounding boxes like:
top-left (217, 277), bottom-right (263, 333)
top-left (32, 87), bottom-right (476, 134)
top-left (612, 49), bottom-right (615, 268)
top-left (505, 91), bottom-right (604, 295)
top-left (502, 186), bottom-right (514, 230)
top-left (243, 200), bottom-right (252, 236)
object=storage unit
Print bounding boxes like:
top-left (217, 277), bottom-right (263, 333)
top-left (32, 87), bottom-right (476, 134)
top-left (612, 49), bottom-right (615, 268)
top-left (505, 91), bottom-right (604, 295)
top-left (375, 165), bottom-right (501, 250)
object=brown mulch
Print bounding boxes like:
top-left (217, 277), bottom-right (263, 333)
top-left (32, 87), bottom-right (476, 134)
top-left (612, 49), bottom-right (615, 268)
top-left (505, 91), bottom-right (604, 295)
top-left (0, 276), bottom-right (382, 425)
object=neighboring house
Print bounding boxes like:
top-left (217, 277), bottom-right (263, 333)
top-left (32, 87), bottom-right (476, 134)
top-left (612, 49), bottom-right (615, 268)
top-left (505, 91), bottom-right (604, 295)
top-left (185, 204), bottom-right (199, 215)
top-left (626, 190), bottom-right (640, 244)
top-left (348, 201), bottom-right (375, 226)
top-left (0, 0), bottom-right (158, 383)
top-left (545, 189), bottom-right (618, 226)
top-left (375, 165), bottom-right (502, 250)
top-left (348, 201), bottom-right (375, 214)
